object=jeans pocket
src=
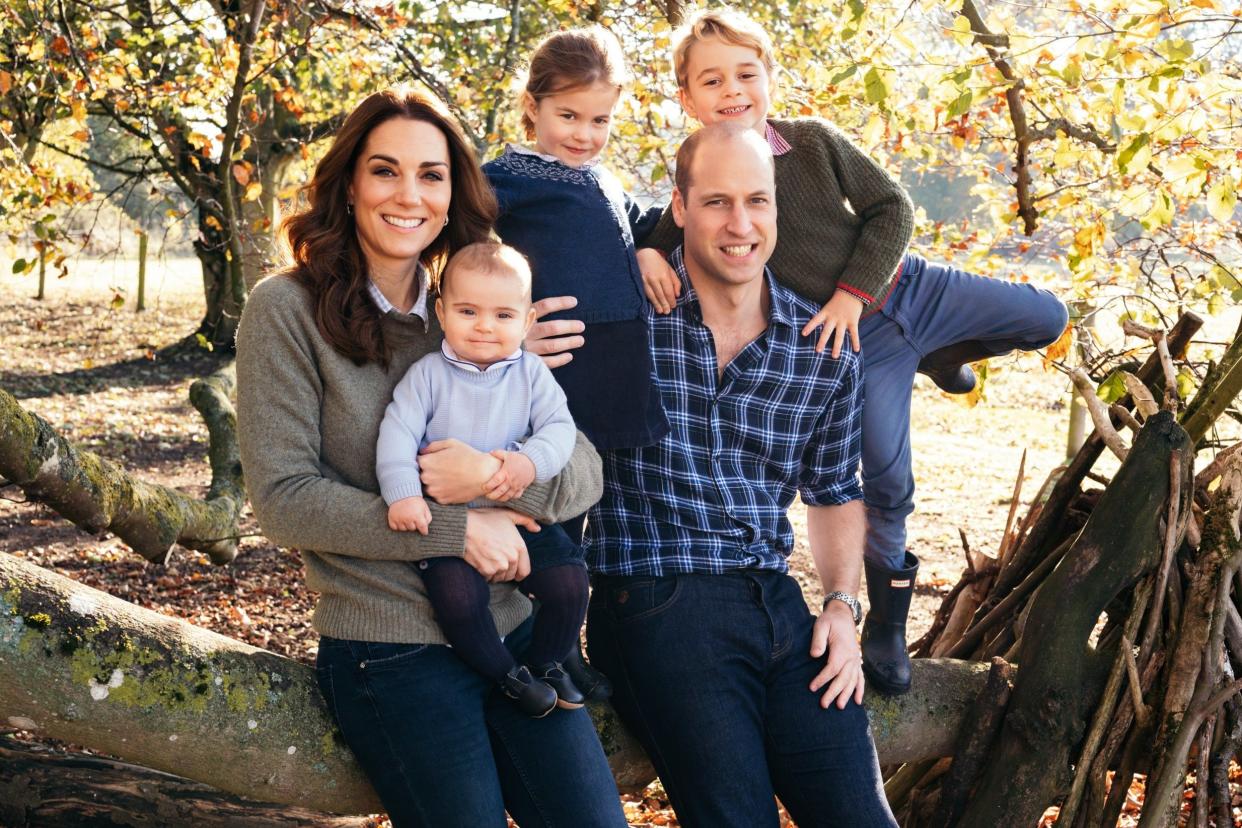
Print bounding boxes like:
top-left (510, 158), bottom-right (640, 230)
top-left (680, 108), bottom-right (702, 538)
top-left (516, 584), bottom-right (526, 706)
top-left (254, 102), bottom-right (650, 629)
top-left (359, 641), bottom-right (431, 671)
top-left (607, 577), bottom-right (682, 624)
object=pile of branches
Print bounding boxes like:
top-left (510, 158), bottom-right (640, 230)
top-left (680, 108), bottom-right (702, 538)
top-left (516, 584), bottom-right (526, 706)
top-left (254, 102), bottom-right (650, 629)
top-left (889, 311), bottom-right (1242, 828)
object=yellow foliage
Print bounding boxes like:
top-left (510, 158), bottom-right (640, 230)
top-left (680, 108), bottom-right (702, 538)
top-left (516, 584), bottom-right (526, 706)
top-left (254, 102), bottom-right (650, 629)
top-left (1043, 325), bottom-right (1073, 371)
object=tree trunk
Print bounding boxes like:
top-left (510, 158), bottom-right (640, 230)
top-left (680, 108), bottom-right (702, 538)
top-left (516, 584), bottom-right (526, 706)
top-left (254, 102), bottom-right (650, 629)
top-left (956, 411), bottom-right (1193, 827)
top-left (239, 151), bottom-right (295, 293)
top-left (0, 551), bottom-right (990, 813)
top-left (0, 364), bottom-right (243, 564)
top-left (0, 735), bottom-right (372, 828)
top-left (195, 212), bottom-right (247, 351)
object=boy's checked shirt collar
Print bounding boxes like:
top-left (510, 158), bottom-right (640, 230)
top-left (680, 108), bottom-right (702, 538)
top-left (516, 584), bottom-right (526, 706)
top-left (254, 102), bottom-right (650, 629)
top-left (765, 120), bottom-right (792, 156)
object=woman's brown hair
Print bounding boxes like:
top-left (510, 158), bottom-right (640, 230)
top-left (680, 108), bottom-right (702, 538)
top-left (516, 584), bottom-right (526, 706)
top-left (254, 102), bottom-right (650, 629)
top-left (281, 87), bottom-right (497, 366)
top-left (520, 27), bottom-right (629, 140)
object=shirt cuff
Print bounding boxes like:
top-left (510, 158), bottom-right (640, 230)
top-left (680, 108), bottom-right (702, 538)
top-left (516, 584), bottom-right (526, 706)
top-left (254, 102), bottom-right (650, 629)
top-left (835, 284), bottom-right (874, 307)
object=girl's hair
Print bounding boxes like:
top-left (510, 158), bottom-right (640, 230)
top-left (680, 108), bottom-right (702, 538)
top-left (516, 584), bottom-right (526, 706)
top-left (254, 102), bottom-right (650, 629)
top-left (671, 8), bottom-right (777, 90)
top-left (520, 27), bottom-right (629, 140)
top-left (280, 87), bottom-right (496, 366)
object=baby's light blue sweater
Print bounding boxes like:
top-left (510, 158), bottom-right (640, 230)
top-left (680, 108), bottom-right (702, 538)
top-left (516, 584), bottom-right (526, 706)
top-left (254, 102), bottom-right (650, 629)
top-left (376, 343), bottom-right (577, 506)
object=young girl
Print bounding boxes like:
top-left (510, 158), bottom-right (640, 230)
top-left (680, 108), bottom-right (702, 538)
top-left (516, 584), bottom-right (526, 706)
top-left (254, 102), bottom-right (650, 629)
top-left (483, 27), bottom-right (668, 698)
top-left (484, 27), bottom-right (668, 458)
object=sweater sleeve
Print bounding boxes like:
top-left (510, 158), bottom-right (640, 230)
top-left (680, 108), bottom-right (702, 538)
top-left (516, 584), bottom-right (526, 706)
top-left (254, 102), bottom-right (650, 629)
top-left (803, 119), bottom-right (913, 304)
top-left (508, 430), bottom-right (602, 523)
top-left (639, 204), bottom-right (684, 254)
top-left (375, 357), bottom-right (433, 504)
top-left (517, 355), bottom-right (577, 482)
top-left (236, 278), bottom-right (467, 561)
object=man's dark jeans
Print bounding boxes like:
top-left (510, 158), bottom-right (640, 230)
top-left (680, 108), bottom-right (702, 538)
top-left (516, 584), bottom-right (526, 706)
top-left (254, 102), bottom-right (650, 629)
top-left (587, 570), bottom-right (898, 828)
top-left (315, 616), bottom-right (627, 828)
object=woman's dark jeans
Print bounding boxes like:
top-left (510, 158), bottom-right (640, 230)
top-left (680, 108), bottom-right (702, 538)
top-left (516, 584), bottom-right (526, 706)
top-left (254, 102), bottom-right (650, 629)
top-left (587, 570), bottom-right (898, 828)
top-left (315, 616), bottom-right (626, 828)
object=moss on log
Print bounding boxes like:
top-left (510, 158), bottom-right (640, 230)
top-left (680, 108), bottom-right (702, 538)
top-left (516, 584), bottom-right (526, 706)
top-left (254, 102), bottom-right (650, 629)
top-left (0, 363), bottom-right (243, 564)
top-left (0, 551), bottom-right (989, 812)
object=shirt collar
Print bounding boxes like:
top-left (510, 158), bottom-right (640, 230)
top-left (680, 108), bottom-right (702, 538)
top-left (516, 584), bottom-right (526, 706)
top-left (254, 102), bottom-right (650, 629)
top-left (440, 339), bottom-right (523, 373)
top-left (506, 143), bottom-right (601, 170)
top-left (667, 246), bottom-right (797, 329)
top-left (765, 121), bottom-right (792, 156)
top-left (368, 265), bottom-right (429, 322)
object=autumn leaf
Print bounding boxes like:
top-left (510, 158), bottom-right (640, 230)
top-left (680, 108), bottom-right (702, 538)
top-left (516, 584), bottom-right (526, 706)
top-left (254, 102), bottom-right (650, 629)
top-left (0, 70), bottom-right (11, 94)
top-left (1042, 324), bottom-right (1073, 371)
top-left (243, 181), bottom-right (262, 202)
top-left (232, 162), bottom-right (252, 186)
top-left (1206, 178), bottom-right (1237, 224)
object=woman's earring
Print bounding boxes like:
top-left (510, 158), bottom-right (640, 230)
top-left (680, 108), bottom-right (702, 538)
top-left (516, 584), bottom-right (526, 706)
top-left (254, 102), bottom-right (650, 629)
top-left (346, 203), bottom-right (353, 215)
top-left (443, 215), bottom-right (449, 227)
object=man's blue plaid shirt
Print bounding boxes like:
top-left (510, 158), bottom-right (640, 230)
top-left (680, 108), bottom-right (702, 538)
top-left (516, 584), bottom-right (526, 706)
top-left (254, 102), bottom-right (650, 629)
top-left (584, 247), bottom-right (864, 577)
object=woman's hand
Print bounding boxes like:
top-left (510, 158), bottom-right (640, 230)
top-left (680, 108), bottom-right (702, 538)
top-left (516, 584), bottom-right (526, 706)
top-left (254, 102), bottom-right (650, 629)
top-left (464, 509), bottom-right (539, 582)
top-left (525, 296), bottom-right (585, 369)
top-left (802, 289), bottom-right (864, 358)
top-left (419, 439), bottom-right (501, 504)
top-left (637, 247), bottom-right (680, 314)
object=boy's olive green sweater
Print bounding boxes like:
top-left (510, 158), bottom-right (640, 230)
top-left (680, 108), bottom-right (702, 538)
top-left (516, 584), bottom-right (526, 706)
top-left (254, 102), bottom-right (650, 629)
top-left (235, 274), bottom-right (604, 645)
top-left (646, 117), bottom-right (915, 308)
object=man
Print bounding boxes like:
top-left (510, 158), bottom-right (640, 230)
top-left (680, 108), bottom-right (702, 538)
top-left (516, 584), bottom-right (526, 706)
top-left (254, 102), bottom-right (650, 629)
top-left (576, 123), bottom-right (896, 827)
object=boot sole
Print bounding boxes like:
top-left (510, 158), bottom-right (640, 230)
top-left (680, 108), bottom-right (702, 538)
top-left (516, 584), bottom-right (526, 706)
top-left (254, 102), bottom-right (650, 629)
top-left (555, 698), bottom-right (585, 710)
top-left (862, 663), bottom-right (912, 696)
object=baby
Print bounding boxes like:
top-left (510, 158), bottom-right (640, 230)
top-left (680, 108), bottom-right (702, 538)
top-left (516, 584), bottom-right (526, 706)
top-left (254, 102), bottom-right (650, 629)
top-left (376, 241), bottom-right (588, 718)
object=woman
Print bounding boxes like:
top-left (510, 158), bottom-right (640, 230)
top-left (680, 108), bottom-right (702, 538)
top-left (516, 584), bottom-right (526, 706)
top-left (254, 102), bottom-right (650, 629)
top-left (235, 87), bottom-right (626, 828)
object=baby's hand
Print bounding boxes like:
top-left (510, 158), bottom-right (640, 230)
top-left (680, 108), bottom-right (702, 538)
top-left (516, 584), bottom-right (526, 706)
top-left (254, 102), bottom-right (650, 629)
top-left (388, 496), bottom-right (432, 534)
top-left (802, 289), bottom-right (864, 358)
top-left (483, 450), bottom-right (536, 503)
top-left (637, 247), bottom-right (680, 314)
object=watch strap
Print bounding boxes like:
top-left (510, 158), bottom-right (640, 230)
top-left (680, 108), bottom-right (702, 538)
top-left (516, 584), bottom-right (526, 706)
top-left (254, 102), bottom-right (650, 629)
top-left (822, 591), bottom-right (863, 625)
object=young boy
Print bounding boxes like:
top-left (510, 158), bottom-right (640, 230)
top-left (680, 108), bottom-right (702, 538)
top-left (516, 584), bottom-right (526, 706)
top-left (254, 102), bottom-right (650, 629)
top-left (376, 241), bottom-right (590, 717)
top-left (638, 9), bottom-right (1068, 695)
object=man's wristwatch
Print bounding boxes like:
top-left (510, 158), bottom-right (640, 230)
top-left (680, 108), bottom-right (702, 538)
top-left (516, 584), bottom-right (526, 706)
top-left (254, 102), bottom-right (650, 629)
top-left (823, 592), bottom-right (863, 625)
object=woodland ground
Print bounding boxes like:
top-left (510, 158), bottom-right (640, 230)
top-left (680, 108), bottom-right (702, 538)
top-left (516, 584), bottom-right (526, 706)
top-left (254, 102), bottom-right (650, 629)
top-left (2, 257), bottom-right (1239, 826)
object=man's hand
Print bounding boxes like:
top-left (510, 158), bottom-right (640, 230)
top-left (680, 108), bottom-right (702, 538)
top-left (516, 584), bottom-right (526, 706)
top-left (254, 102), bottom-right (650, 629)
top-left (463, 508), bottom-right (538, 582)
top-left (802, 289), bottom-right (864, 358)
top-left (525, 296), bottom-right (585, 369)
top-left (388, 495), bottom-right (432, 534)
top-left (484, 450), bottom-right (536, 502)
top-left (419, 439), bottom-right (500, 503)
top-left (637, 247), bottom-right (680, 314)
top-left (809, 600), bottom-right (865, 709)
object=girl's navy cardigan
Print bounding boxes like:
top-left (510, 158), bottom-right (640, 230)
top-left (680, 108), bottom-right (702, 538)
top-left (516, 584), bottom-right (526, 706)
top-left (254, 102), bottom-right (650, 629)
top-left (483, 149), bottom-right (663, 323)
top-left (484, 148), bottom-right (669, 450)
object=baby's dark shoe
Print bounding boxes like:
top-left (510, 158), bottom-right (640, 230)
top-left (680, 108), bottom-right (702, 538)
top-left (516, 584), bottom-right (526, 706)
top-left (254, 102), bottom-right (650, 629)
top-left (564, 644), bottom-right (613, 702)
top-left (500, 665), bottom-right (557, 718)
top-left (532, 662), bottom-right (586, 710)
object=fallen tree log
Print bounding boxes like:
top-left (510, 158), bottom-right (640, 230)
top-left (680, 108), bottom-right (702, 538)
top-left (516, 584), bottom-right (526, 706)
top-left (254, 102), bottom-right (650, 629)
top-left (0, 551), bottom-right (988, 813)
top-left (0, 735), bottom-right (372, 828)
top-left (0, 363), bottom-right (243, 565)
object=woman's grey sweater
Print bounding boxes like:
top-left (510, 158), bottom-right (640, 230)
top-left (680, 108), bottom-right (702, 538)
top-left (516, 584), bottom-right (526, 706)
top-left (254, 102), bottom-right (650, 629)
top-left (235, 274), bottom-right (603, 644)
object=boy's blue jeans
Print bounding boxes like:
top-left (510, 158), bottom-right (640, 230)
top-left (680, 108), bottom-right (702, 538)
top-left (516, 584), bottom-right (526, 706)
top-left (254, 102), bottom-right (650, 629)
top-left (859, 254), bottom-right (1069, 569)
top-left (315, 616), bottom-right (626, 828)
top-left (586, 570), bottom-right (898, 828)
